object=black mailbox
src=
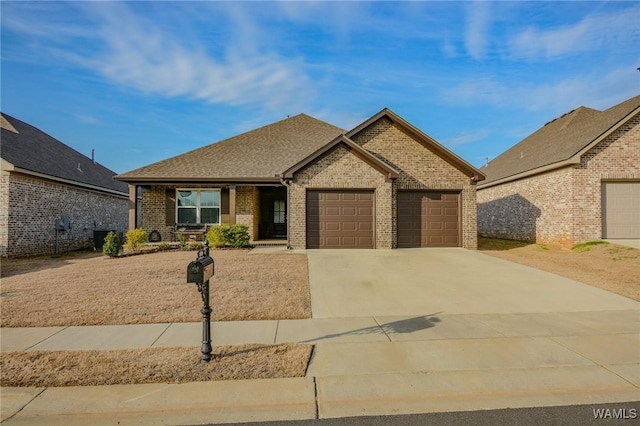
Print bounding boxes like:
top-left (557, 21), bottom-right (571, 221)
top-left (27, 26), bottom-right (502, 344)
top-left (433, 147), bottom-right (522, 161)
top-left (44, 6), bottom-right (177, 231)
top-left (187, 256), bottom-right (214, 283)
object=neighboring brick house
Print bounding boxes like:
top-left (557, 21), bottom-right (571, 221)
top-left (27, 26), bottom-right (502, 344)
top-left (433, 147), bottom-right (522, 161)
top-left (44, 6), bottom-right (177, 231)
top-left (1, 113), bottom-right (129, 257)
top-left (477, 95), bottom-right (640, 247)
top-left (116, 108), bottom-right (485, 249)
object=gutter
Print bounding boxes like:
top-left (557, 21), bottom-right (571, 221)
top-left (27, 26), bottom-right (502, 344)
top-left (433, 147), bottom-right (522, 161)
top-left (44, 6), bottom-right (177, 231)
top-left (114, 176), bottom-right (282, 185)
top-left (478, 159), bottom-right (580, 189)
top-left (9, 166), bottom-right (129, 198)
top-left (280, 177), bottom-right (292, 250)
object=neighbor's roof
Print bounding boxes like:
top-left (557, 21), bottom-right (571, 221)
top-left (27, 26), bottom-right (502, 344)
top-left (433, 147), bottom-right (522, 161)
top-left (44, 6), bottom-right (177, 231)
top-left (116, 114), bottom-right (345, 183)
top-left (1, 113), bottom-right (128, 195)
top-left (479, 95), bottom-right (640, 187)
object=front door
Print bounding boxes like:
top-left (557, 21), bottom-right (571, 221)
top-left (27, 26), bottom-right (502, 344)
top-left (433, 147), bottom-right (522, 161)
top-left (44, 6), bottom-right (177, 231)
top-left (258, 187), bottom-right (287, 239)
top-left (272, 199), bottom-right (287, 237)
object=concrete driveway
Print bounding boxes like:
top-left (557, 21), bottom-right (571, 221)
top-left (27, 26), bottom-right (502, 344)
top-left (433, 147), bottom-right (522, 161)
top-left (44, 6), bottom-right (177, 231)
top-left (307, 248), bottom-right (638, 318)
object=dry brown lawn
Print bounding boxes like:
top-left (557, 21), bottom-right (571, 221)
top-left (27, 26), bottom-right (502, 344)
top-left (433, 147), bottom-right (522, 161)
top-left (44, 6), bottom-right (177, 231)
top-left (479, 237), bottom-right (640, 301)
top-left (0, 249), bottom-right (311, 327)
top-left (0, 344), bottom-right (312, 387)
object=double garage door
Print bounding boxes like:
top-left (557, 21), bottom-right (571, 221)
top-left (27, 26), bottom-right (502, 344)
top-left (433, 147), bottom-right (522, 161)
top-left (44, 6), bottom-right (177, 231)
top-left (306, 190), bottom-right (460, 249)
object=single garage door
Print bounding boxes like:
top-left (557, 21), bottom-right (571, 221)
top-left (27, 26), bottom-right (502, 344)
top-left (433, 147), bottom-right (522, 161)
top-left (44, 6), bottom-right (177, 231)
top-left (397, 191), bottom-right (459, 248)
top-left (602, 182), bottom-right (640, 238)
top-left (307, 190), bottom-right (374, 249)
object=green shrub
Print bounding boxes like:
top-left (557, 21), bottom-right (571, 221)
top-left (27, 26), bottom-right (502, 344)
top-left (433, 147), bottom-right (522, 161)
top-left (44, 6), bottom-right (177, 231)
top-left (206, 224), bottom-right (250, 248)
top-left (124, 228), bottom-right (148, 253)
top-left (102, 231), bottom-right (122, 257)
top-left (228, 224), bottom-right (250, 247)
top-left (187, 241), bottom-right (203, 251)
top-left (157, 242), bottom-right (171, 251)
top-left (177, 233), bottom-right (188, 248)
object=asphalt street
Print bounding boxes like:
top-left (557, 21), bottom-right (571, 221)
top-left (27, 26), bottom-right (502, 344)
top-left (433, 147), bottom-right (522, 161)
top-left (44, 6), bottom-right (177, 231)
top-left (211, 402), bottom-right (640, 426)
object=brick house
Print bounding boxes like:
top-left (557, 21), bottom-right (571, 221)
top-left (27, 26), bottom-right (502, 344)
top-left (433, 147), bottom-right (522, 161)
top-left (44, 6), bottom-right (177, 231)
top-left (116, 108), bottom-right (485, 249)
top-left (477, 95), bottom-right (640, 247)
top-left (1, 114), bottom-right (129, 257)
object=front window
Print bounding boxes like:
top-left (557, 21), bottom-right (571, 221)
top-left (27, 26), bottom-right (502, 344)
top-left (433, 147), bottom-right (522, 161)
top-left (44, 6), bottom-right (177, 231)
top-left (177, 189), bottom-right (221, 224)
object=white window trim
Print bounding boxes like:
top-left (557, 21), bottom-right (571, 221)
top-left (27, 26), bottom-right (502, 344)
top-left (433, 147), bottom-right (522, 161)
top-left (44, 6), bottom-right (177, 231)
top-left (176, 188), bottom-right (221, 225)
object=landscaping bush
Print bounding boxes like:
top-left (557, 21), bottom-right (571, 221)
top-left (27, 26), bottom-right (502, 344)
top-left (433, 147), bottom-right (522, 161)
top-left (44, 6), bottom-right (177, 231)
top-left (102, 231), bottom-right (122, 257)
top-left (176, 233), bottom-right (188, 248)
top-left (206, 224), bottom-right (251, 248)
top-left (124, 228), bottom-right (148, 253)
top-left (187, 241), bottom-right (203, 251)
top-left (157, 242), bottom-right (171, 251)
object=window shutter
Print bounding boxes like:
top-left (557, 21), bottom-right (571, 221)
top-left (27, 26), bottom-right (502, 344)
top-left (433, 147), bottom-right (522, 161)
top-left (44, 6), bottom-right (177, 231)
top-left (165, 189), bottom-right (176, 226)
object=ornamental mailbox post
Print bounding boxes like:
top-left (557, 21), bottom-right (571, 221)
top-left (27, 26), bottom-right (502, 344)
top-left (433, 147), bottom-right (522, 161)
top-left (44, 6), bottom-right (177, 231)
top-left (186, 240), bottom-right (214, 362)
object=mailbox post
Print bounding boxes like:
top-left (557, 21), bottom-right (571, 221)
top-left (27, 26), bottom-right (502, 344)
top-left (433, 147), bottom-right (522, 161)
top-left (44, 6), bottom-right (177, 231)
top-left (187, 239), bottom-right (214, 362)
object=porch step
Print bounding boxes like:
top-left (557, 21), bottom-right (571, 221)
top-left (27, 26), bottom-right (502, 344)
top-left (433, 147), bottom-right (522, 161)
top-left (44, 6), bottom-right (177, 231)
top-left (252, 239), bottom-right (288, 247)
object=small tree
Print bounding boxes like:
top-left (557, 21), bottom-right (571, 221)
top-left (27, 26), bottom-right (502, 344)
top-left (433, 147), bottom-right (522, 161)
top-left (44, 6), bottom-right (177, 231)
top-left (102, 231), bottom-right (122, 257)
top-left (124, 228), bottom-right (148, 253)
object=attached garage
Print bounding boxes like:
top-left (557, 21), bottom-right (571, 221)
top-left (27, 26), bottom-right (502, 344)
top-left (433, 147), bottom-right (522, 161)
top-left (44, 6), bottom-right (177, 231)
top-left (306, 190), bottom-right (374, 249)
top-left (602, 182), bottom-right (640, 238)
top-left (397, 191), bottom-right (460, 248)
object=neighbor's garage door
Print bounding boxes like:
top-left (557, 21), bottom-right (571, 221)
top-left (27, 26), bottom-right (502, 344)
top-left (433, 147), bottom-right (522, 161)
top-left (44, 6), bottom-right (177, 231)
top-left (306, 190), bottom-right (374, 249)
top-left (602, 182), bottom-right (640, 238)
top-left (397, 191), bottom-right (460, 247)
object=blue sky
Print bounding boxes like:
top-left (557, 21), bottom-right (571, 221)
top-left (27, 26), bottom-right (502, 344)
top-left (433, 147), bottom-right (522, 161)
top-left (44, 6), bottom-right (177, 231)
top-left (2, 1), bottom-right (639, 174)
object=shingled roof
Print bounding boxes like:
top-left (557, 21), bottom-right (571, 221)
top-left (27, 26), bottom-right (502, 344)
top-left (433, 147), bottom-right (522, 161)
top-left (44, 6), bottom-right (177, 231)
top-left (479, 95), bottom-right (640, 187)
top-left (116, 114), bottom-right (345, 183)
top-left (1, 113), bottom-right (128, 195)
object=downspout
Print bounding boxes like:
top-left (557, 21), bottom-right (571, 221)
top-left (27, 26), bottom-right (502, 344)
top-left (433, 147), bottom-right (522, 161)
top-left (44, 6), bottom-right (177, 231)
top-left (280, 177), bottom-right (292, 249)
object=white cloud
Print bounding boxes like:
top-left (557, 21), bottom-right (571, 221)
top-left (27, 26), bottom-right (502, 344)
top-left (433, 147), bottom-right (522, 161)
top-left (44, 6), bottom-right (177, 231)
top-left (5, 2), bottom-right (316, 113)
top-left (90, 3), bottom-right (315, 111)
top-left (440, 64), bottom-right (639, 114)
top-left (508, 6), bottom-right (640, 61)
top-left (441, 129), bottom-right (491, 148)
top-left (75, 114), bottom-right (100, 125)
top-left (465, 2), bottom-right (492, 60)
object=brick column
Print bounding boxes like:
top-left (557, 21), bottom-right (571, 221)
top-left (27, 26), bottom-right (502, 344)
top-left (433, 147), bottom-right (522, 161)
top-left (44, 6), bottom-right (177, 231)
top-left (128, 184), bottom-right (138, 230)
top-left (229, 185), bottom-right (236, 224)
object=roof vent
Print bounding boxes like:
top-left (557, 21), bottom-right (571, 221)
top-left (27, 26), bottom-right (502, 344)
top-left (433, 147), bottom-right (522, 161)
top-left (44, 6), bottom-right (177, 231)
top-left (77, 163), bottom-right (83, 172)
top-left (520, 152), bottom-right (524, 159)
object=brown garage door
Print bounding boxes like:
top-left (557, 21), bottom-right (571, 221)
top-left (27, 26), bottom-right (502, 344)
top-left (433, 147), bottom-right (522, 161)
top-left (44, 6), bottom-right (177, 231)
top-left (602, 182), bottom-right (640, 238)
top-left (397, 191), bottom-right (459, 248)
top-left (307, 190), bottom-right (374, 249)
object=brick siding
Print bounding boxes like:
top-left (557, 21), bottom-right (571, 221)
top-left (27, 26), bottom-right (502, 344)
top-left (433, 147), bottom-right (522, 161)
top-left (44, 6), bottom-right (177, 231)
top-left (236, 186), bottom-right (255, 241)
top-left (141, 185), bottom-right (256, 242)
top-left (289, 118), bottom-right (478, 249)
top-left (289, 145), bottom-right (393, 249)
top-left (478, 113), bottom-right (639, 247)
top-left (141, 186), bottom-right (175, 242)
top-left (351, 118), bottom-right (478, 249)
top-left (1, 172), bottom-right (128, 257)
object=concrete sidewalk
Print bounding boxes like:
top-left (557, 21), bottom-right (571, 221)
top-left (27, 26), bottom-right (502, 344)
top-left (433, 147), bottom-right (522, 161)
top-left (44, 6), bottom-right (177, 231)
top-left (2, 309), bottom-right (639, 425)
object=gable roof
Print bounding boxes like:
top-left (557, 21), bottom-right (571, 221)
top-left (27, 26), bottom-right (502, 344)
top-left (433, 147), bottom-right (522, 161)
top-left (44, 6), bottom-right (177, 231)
top-left (347, 108), bottom-right (485, 181)
top-left (479, 95), bottom-right (640, 188)
top-left (1, 113), bottom-right (128, 196)
top-left (281, 134), bottom-right (400, 180)
top-left (116, 114), bottom-right (345, 183)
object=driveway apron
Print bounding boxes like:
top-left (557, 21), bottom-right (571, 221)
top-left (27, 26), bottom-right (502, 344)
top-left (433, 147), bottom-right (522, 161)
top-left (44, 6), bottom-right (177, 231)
top-left (306, 248), bottom-right (638, 318)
